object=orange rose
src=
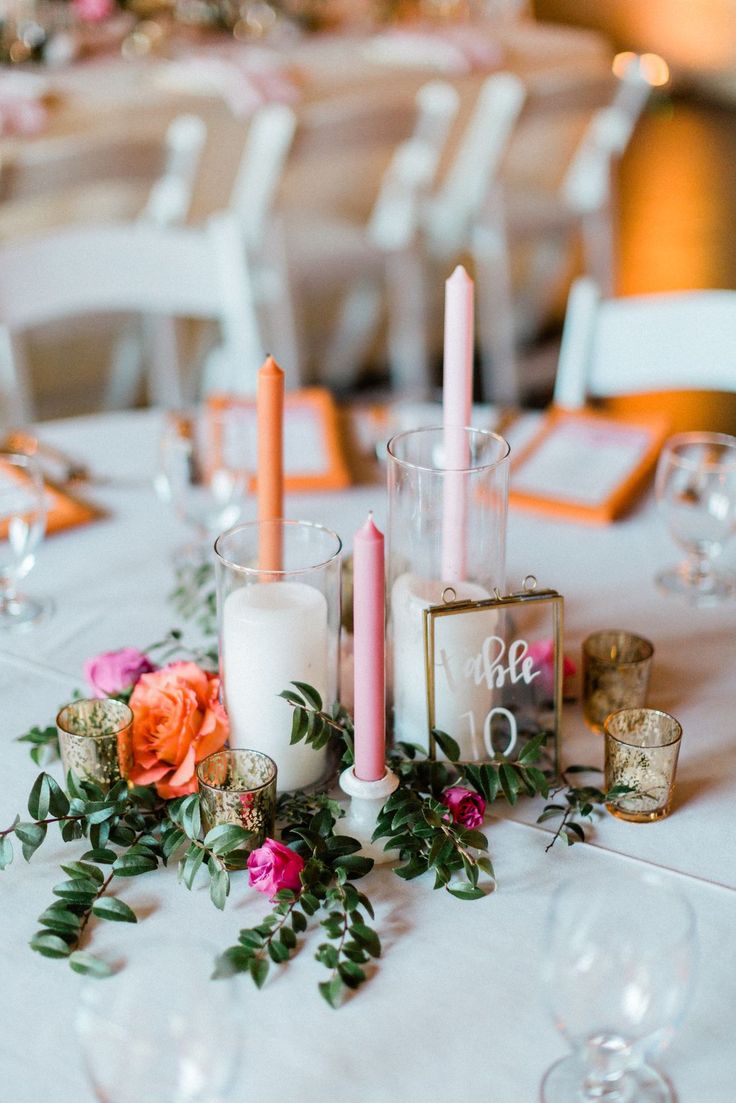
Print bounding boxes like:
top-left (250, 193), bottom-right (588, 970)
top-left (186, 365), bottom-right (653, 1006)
top-left (129, 661), bottom-right (229, 799)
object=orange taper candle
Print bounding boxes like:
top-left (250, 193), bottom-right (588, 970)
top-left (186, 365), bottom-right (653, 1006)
top-left (257, 356), bottom-right (284, 572)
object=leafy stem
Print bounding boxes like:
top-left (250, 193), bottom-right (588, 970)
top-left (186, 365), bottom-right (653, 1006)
top-left (537, 767), bottom-right (633, 851)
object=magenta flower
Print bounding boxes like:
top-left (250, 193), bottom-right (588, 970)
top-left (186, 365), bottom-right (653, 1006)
top-left (72, 0), bottom-right (114, 22)
top-left (247, 838), bottom-right (305, 900)
top-left (526, 639), bottom-right (577, 698)
top-left (84, 647), bottom-right (154, 698)
top-left (442, 787), bottom-right (486, 828)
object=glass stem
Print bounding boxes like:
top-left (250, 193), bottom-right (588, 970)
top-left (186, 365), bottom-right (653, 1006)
top-left (685, 551), bottom-right (712, 588)
top-left (0, 579), bottom-right (17, 613)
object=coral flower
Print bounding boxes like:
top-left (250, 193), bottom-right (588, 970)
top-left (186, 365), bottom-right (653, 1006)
top-left (129, 662), bottom-right (229, 799)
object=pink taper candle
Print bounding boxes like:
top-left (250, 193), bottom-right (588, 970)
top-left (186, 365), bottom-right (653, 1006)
top-left (353, 512), bottom-right (386, 782)
top-left (442, 265), bottom-right (474, 583)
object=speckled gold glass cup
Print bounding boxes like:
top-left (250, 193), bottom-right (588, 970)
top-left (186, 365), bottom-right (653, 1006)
top-left (582, 630), bottom-right (654, 733)
top-left (197, 749), bottom-right (277, 863)
top-left (604, 707), bottom-right (683, 822)
top-left (56, 698), bottom-right (133, 789)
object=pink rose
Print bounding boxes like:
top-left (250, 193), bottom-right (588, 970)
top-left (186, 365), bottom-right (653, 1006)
top-left (128, 661), bottom-right (229, 799)
top-left (72, 0), bottom-right (114, 21)
top-left (442, 786), bottom-right (486, 828)
top-left (84, 647), bottom-right (155, 698)
top-left (247, 838), bottom-right (304, 900)
top-left (526, 639), bottom-right (577, 698)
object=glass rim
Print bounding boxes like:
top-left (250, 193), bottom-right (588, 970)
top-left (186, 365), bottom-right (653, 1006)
top-left (214, 518), bottom-right (343, 578)
top-left (582, 630), bottom-right (654, 665)
top-left (196, 748), bottom-right (278, 793)
top-left (385, 425), bottom-right (511, 474)
top-left (56, 698), bottom-right (134, 738)
top-left (662, 430), bottom-right (736, 471)
top-left (604, 706), bottom-right (683, 748)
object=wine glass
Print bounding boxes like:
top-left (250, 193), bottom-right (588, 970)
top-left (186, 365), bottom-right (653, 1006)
top-left (76, 938), bottom-right (242, 1103)
top-left (655, 431), bottom-right (736, 604)
top-left (0, 449), bottom-right (49, 630)
top-left (155, 406), bottom-right (254, 564)
top-left (541, 869), bottom-right (696, 1103)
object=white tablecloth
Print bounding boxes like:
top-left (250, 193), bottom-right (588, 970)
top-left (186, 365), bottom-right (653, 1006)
top-left (1, 409), bottom-right (735, 1102)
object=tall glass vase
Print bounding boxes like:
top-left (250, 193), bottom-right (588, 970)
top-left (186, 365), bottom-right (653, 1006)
top-left (215, 519), bottom-right (342, 791)
top-left (387, 426), bottom-right (510, 757)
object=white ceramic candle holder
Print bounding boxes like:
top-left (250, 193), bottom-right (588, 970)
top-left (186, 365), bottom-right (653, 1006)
top-left (339, 766), bottom-right (399, 864)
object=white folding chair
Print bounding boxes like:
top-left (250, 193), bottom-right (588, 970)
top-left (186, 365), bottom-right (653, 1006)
top-left (227, 102), bottom-right (299, 386)
top-left (420, 71), bottom-right (526, 404)
top-left (554, 276), bottom-right (736, 410)
top-left (0, 213), bottom-right (263, 428)
top-left (504, 56), bottom-right (652, 342)
top-left (104, 114), bottom-right (209, 409)
top-left (282, 80), bottom-right (460, 395)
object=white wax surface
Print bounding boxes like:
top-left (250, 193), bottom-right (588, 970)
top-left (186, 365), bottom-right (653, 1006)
top-left (390, 573), bottom-right (499, 758)
top-left (222, 581), bottom-right (328, 791)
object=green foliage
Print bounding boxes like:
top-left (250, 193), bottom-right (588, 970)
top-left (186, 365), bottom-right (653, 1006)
top-left (169, 562), bottom-right (218, 638)
top-left (215, 795), bottom-right (377, 1008)
top-left (537, 768), bottom-right (634, 850)
top-left (16, 725), bottom-right (60, 767)
top-left (279, 683), bottom-right (355, 770)
top-left (7, 672), bottom-right (641, 1005)
top-left (374, 789), bottom-right (493, 899)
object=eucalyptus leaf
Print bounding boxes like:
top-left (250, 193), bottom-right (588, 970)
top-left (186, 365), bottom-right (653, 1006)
top-left (209, 867), bottom-right (230, 911)
top-left (15, 821), bottom-right (47, 861)
top-left (92, 898), bottom-right (137, 923)
top-left (318, 976), bottom-right (344, 1009)
top-left (291, 682), bottom-right (323, 711)
top-left (0, 835), bottom-right (13, 870)
top-left (30, 931), bottom-right (72, 958)
top-left (69, 951), bottom-right (114, 978)
top-left (249, 957), bottom-right (269, 988)
top-left (27, 773), bottom-right (52, 821)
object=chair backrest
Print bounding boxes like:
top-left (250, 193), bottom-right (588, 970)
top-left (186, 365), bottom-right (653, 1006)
top-left (228, 103), bottom-right (297, 254)
top-left (424, 71), bottom-right (526, 253)
top-left (554, 277), bottom-right (736, 409)
top-left (368, 79), bottom-right (460, 250)
top-left (143, 114), bottom-right (208, 227)
top-left (561, 57), bottom-right (651, 213)
top-left (0, 213), bottom-right (263, 421)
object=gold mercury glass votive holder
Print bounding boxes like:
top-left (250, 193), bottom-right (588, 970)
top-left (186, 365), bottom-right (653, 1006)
top-left (56, 698), bottom-right (134, 789)
top-left (604, 707), bottom-right (683, 822)
top-left (582, 630), bottom-right (654, 733)
top-left (197, 749), bottom-right (277, 863)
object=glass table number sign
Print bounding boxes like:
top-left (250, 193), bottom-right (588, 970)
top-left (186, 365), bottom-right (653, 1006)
top-left (421, 578), bottom-right (563, 771)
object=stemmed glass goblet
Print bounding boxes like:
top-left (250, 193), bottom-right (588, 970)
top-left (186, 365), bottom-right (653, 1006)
top-left (655, 431), bottom-right (736, 603)
top-left (75, 938), bottom-right (242, 1103)
top-left (541, 869), bottom-right (696, 1103)
top-left (0, 449), bottom-right (48, 629)
top-left (155, 406), bottom-right (253, 565)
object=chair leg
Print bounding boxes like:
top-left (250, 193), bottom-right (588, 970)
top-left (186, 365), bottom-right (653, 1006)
top-left (322, 279), bottom-right (383, 389)
top-left (472, 219), bottom-right (518, 406)
top-left (146, 316), bottom-right (184, 408)
top-left (105, 321), bottom-right (146, 410)
top-left (1, 331), bottom-right (33, 427)
top-left (384, 246), bottom-right (431, 398)
top-left (254, 225), bottom-right (302, 389)
top-left (581, 205), bottom-right (616, 297)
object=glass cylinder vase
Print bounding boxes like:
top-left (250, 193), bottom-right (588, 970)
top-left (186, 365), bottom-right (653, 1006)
top-left (215, 520), bottom-right (342, 792)
top-left (387, 426), bottom-right (510, 757)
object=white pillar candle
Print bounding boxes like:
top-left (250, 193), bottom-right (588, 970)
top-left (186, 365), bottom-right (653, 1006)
top-left (222, 580), bottom-right (328, 791)
top-left (390, 573), bottom-right (500, 759)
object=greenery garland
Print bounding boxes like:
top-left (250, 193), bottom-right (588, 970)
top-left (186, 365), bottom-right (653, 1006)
top-left (1, 568), bottom-right (630, 1006)
top-left (1, 672), bottom-right (628, 1006)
